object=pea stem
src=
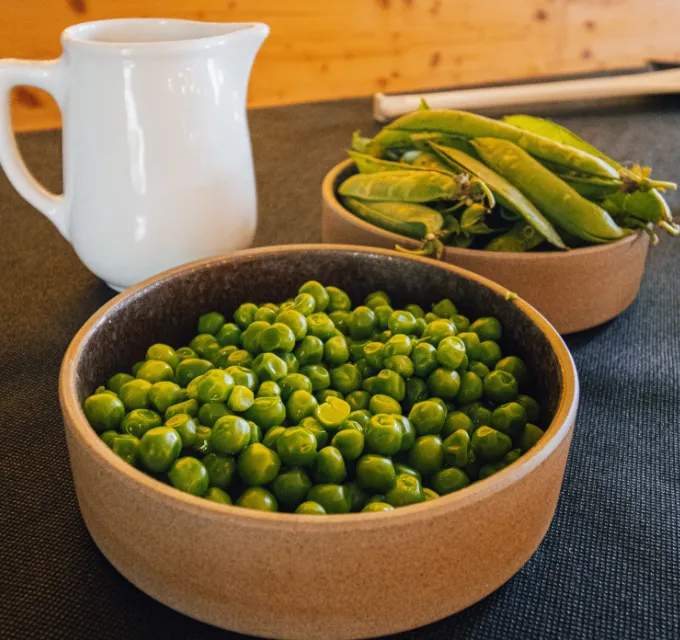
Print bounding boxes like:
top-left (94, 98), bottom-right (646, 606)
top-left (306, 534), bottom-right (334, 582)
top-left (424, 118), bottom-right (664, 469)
top-left (659, 220), bottom-right (680, 236)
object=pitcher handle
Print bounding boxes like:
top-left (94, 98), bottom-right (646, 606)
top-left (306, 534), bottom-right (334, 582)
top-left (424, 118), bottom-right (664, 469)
top-left (0, 59), bottom-right (68, 239)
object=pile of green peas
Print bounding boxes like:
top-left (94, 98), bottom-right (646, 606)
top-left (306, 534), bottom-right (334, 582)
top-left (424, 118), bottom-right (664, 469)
top-left (83, 281), bottom-right (546, 515)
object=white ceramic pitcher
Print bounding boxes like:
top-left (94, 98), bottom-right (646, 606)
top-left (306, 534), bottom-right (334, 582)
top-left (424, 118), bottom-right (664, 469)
top-left (0, 19), bottom-right (269, 290)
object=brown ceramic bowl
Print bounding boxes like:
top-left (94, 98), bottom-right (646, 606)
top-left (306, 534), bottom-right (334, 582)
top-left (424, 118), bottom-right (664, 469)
top-left (322, 159), bottom-right (650, 335)
top-left (60, 245), bottom-right (578, 640)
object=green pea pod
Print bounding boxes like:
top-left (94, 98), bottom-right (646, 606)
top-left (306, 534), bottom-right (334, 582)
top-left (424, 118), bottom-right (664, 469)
top-left (602, 189), bottom-right (671, 224)
top-left (338, 170), bottom-right (464, 203)
top-left (349, 151), bottom-right (439, 174)
top-left (351, 131), bottom-right (373, 154)
top-left (371, 110), bottom-right (618, 179)
top-left (472, 137), bottom-right (628, 244)
top-left (342, 198), bottom-right (444, 239)
top-left (460, 204), bottom-right (496, 235)
top-left (485, 222), bottom-right (544, 252)
top-left (429, 142), bottom-right (566, 249)
top-left (559, 174), bottom-right (622, 200)
top-left (401, 150), bottom-right (455, 173)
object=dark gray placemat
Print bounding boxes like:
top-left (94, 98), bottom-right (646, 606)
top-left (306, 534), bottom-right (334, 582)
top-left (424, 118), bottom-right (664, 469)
top-left (1, 97), bottom-right (679, 639)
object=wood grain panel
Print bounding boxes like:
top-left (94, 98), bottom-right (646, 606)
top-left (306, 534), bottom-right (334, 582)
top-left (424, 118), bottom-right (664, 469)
top-left (1, 0), bottom-right (679, 131)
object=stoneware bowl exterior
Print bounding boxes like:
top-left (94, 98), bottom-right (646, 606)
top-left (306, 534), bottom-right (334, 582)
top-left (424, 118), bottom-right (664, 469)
top-left (60, 245), bottom-right (579, 640)
top-left (322, 159), bottom-right (650, 335)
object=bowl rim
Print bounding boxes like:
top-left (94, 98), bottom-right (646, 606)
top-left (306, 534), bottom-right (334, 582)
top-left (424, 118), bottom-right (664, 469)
top-left (323, 158), bottom-right (642, 260)
top-left (60, 244), bottom-right (579, 530)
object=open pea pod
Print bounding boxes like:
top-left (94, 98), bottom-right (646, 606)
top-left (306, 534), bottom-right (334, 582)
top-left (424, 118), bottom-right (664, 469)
top-left (338, 170), bottom-right (464, 203)
top-left (485, 222), bottom-right (544, 252)
top-left (472, 137), bottom-right (629, 244)
top-left (429, 142), bottom-right (566, 249)
top-left (342, 198), bottom-right (444, 239)
top-left (370, 109), bottom-right (618, 179)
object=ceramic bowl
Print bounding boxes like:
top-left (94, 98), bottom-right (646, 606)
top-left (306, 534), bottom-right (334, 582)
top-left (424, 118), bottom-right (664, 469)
top-left (60, 245), bottom-right (578, 640)
top-left (322, 159), bottom-right (650, 335)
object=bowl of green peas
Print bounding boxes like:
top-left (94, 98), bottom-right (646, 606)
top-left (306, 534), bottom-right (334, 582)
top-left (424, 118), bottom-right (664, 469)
top-left (60, 244), bottom-right (578, 640)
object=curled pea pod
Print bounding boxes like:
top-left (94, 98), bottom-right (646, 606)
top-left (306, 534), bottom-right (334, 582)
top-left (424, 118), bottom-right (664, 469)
top-left (342, 197), bottom-right (444, 239)
top-left (348, 151), bottom-right (443, 175)
top-left (429, 142), bottom-right (566, 249)
top-left (485, 222), bottom-right (544, 252)
top-left (370, 109), bottom-right (618, 179)
top-left (338, 170), bottom-right (465, 203)
top-left (472, 137), bottom-right (629, 244)
top-left (460, 203), bottom-right (496, 235)
top-left (602, 189), bottom-right (679, 235)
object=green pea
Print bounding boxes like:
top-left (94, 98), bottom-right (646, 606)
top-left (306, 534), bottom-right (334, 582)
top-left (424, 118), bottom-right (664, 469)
top-left (346, 390), bottom-right (370, 412)
top-left (519, 423), bottom-right (545, 452)
top-left (442, 429), bottom-right (470, 467)
top-left (364, 494), bottom-right (386, 505)
top-left (300, 417), bottom-right (329, 448)
top-left (347, 410), bottom-right (372, 430)
top-left (175, 346), bottom-right (197, 362)
top-left (168, 457), bottom-right (209, 496)
top-left (372, 369), bottom-right (406, 401)
top-left (224, 366), bottom-right (259, 392)
top-left (392, 415), bottom-right (414, 451)
top-left (393, 463), bottom-right (420, 482)
top-left (383, 355), bottom-right (414, 379)
top-left (100, 430), bottom-right (118, 448)
top-left (388, 310), bottom-right (417, 335)
top-left (457, 332), bottom-right (482, 361)
top-left (249, 420), bottom-right (262, 444)
top-left (423, 487), bottom-right (439, 501)
top-left (478, 341), bottom-right (503, 369)
top-left (145, 344), bottom-right (180, 371)
top-left (83, 393), bottom-right (125, 432)
top-left (313, 446), bottom-right (347, 484)
top-left (216, 323), bottom-right (242, 348)
top-left (479, 461), bottom-right (507, 480)
top-left (299, 364), bottom-right (331, 392)
top-left (279, 352), bottom-right (300, 374)
top-left (365, 290), bottom-right (391, 308)
top-left (193, 425), bottom-right (213, 455)
top-left (106, 373), bottom-right (135, 395)
top-left (412, 318), bottom-right (427, 337)
top-left (205, 487), bottom-right (232, 505)
top-left (374, 305), bottom-right (394, 331)
top-left (277, 426), bottom-right (317, 467)
top-left (228, 385), bottom-right (255, 412)
top-left (316, 397), bottom-right (351, 429)
top-left (241, 321), bottom-right (271, 354)
top-left (495, 356), bottom-right (528, 387)
top-left (234, 302), bottom-right (258, 328)
top-left (436, 336), bottom-right (467, 370)
top-left (326, 286), bottom-right (352, 312)
top-left (452, 314), bottom-right (471, 332)
top-left (280, 373), bottom-right (313, 401)
top-left (483, 370), bottom-right (519, 404)
top-left (490, 402), bottom-right (528, 438)
top-left (211, 415), bottom-right (251, 455)
top-left (362, 502), bottom-right (394, 512)
top-left (258, 323), bottom-right (296, 354)
top-left (456, 371), bottom-right (484, 405)
top-left (432, 298), bottom-right (457, 318)
top-left (368, 394), bottom-right (402, 415)
top-left (306, 484), bottom-right (351, 514)
top-left (431, 467), bottom-right (470, 495)
top-left (198, 312), bottom-right (225, 336)
top-left (470, 316), bottom-right (503, 342)
top-left (189, 334), bottom-right (220, 362)
top-left (196, 369), bottom-right (235, 404)
top-left (237, 487), bottom-right (278, 512)
top-left (131, 361), bottom-right (145, 376)
top-left (412, 342), bottom-right (438, 378)
top-left (139, 426), bottom-right (182, 473)
top-left (329, 310), bottom-right (351, 335)
top-left (305, 313), bottom-right (335, 341)
top-left (299, 280), bottom-right (330, 312)
top-left (315, 389), bottom-right (344, 403)
top-left (517, 394), bottom-right (541, 423)
top-left (244, 396), bottom-right (287, 429)
top-left (427, 368), bottom-right (461, 399)
top-left (349, 306), bottom-right (376, 340)
top-left (504, 448), bottom-right (522, 465)
top-left (356, 455), bottom-right (396, 493)
top-left (257, 381), bottom-right (281, 398)
top-left (253, 307), bottom-right (277, 324)
top-left (383, 334), bottom-right (413, 358)
top-left (429, 397), bottom-right (449, 414)
top-left (471, 426), bottom-right (513, 461)
top-left (262, 425), bottom-right (287, 450)
top-left (442, 411), bottom-right (475, 438)
top-left (119, 379), bottom-right (153, 411)
top-left (331, 428), bottom-right (365, 461)
top-left (405, 377), bottom-right (428, 408)
top-left (408, 435), bottom-right (444, 474)
top-left (294, 336), bottom-right (324, 366)
top-left (295, 501), bottom-right (326, 515)
top-left (468, 360), bottom-right (490, 379)
top-left (362, 342), bottom-right (385, 369)
top-left (362, 376), bottom-right (376, 394)
top-left (272, 468), bottom-right (313, 508)
top-left (252, 353), bottom-right (288, 382)
top-left (203, 452), bottom-right (236, 489)
top-left (225, 349), bottom-right (253, 368)
top-left (286, 390), bottom-right (319, 424)
top-left (238, 443), bottom-right (281, 485)
top-left (148, 381), bottom-right (182, 414)
top-left (344, 481), bottom-right (369, 512)
top-left (385, 473), bottom-right (425, 507)
top-left (108, 433), bottom-right (140, 466)
top-left (365, 414), bottom-right (403, 456)
top-left (175, 359), bottom-right (213, 388)
top-left (408, 400), bottom-right (446, 435)
top-left (348, 339), bottom-right (370, 361)
top-left (354, 358), bottom-right (377, 380)
top-left (276, 309), bottom-right (308, 341)
top-left (323, 335), bottom-right (350, 366)
top-left (120, 408), bottom-right (161, 438)
top-left (421, 319), bottom-right (457, 346)
top-left (290, 293), bottom-right (317, 317)
top-left (456, 353), bottom-right (469, 375)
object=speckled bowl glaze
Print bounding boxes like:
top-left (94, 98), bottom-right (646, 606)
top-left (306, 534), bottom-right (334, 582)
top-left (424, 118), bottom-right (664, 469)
top-left (322, 159), bottom-right (650, 335)
top-left (60, 245), bottom-right (578, 640)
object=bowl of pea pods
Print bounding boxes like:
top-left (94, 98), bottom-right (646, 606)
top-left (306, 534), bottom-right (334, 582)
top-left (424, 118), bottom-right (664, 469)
top-left (322, 109), bottom-right (678, 334)
top-left (60, 244), bottom-right (578, 640)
